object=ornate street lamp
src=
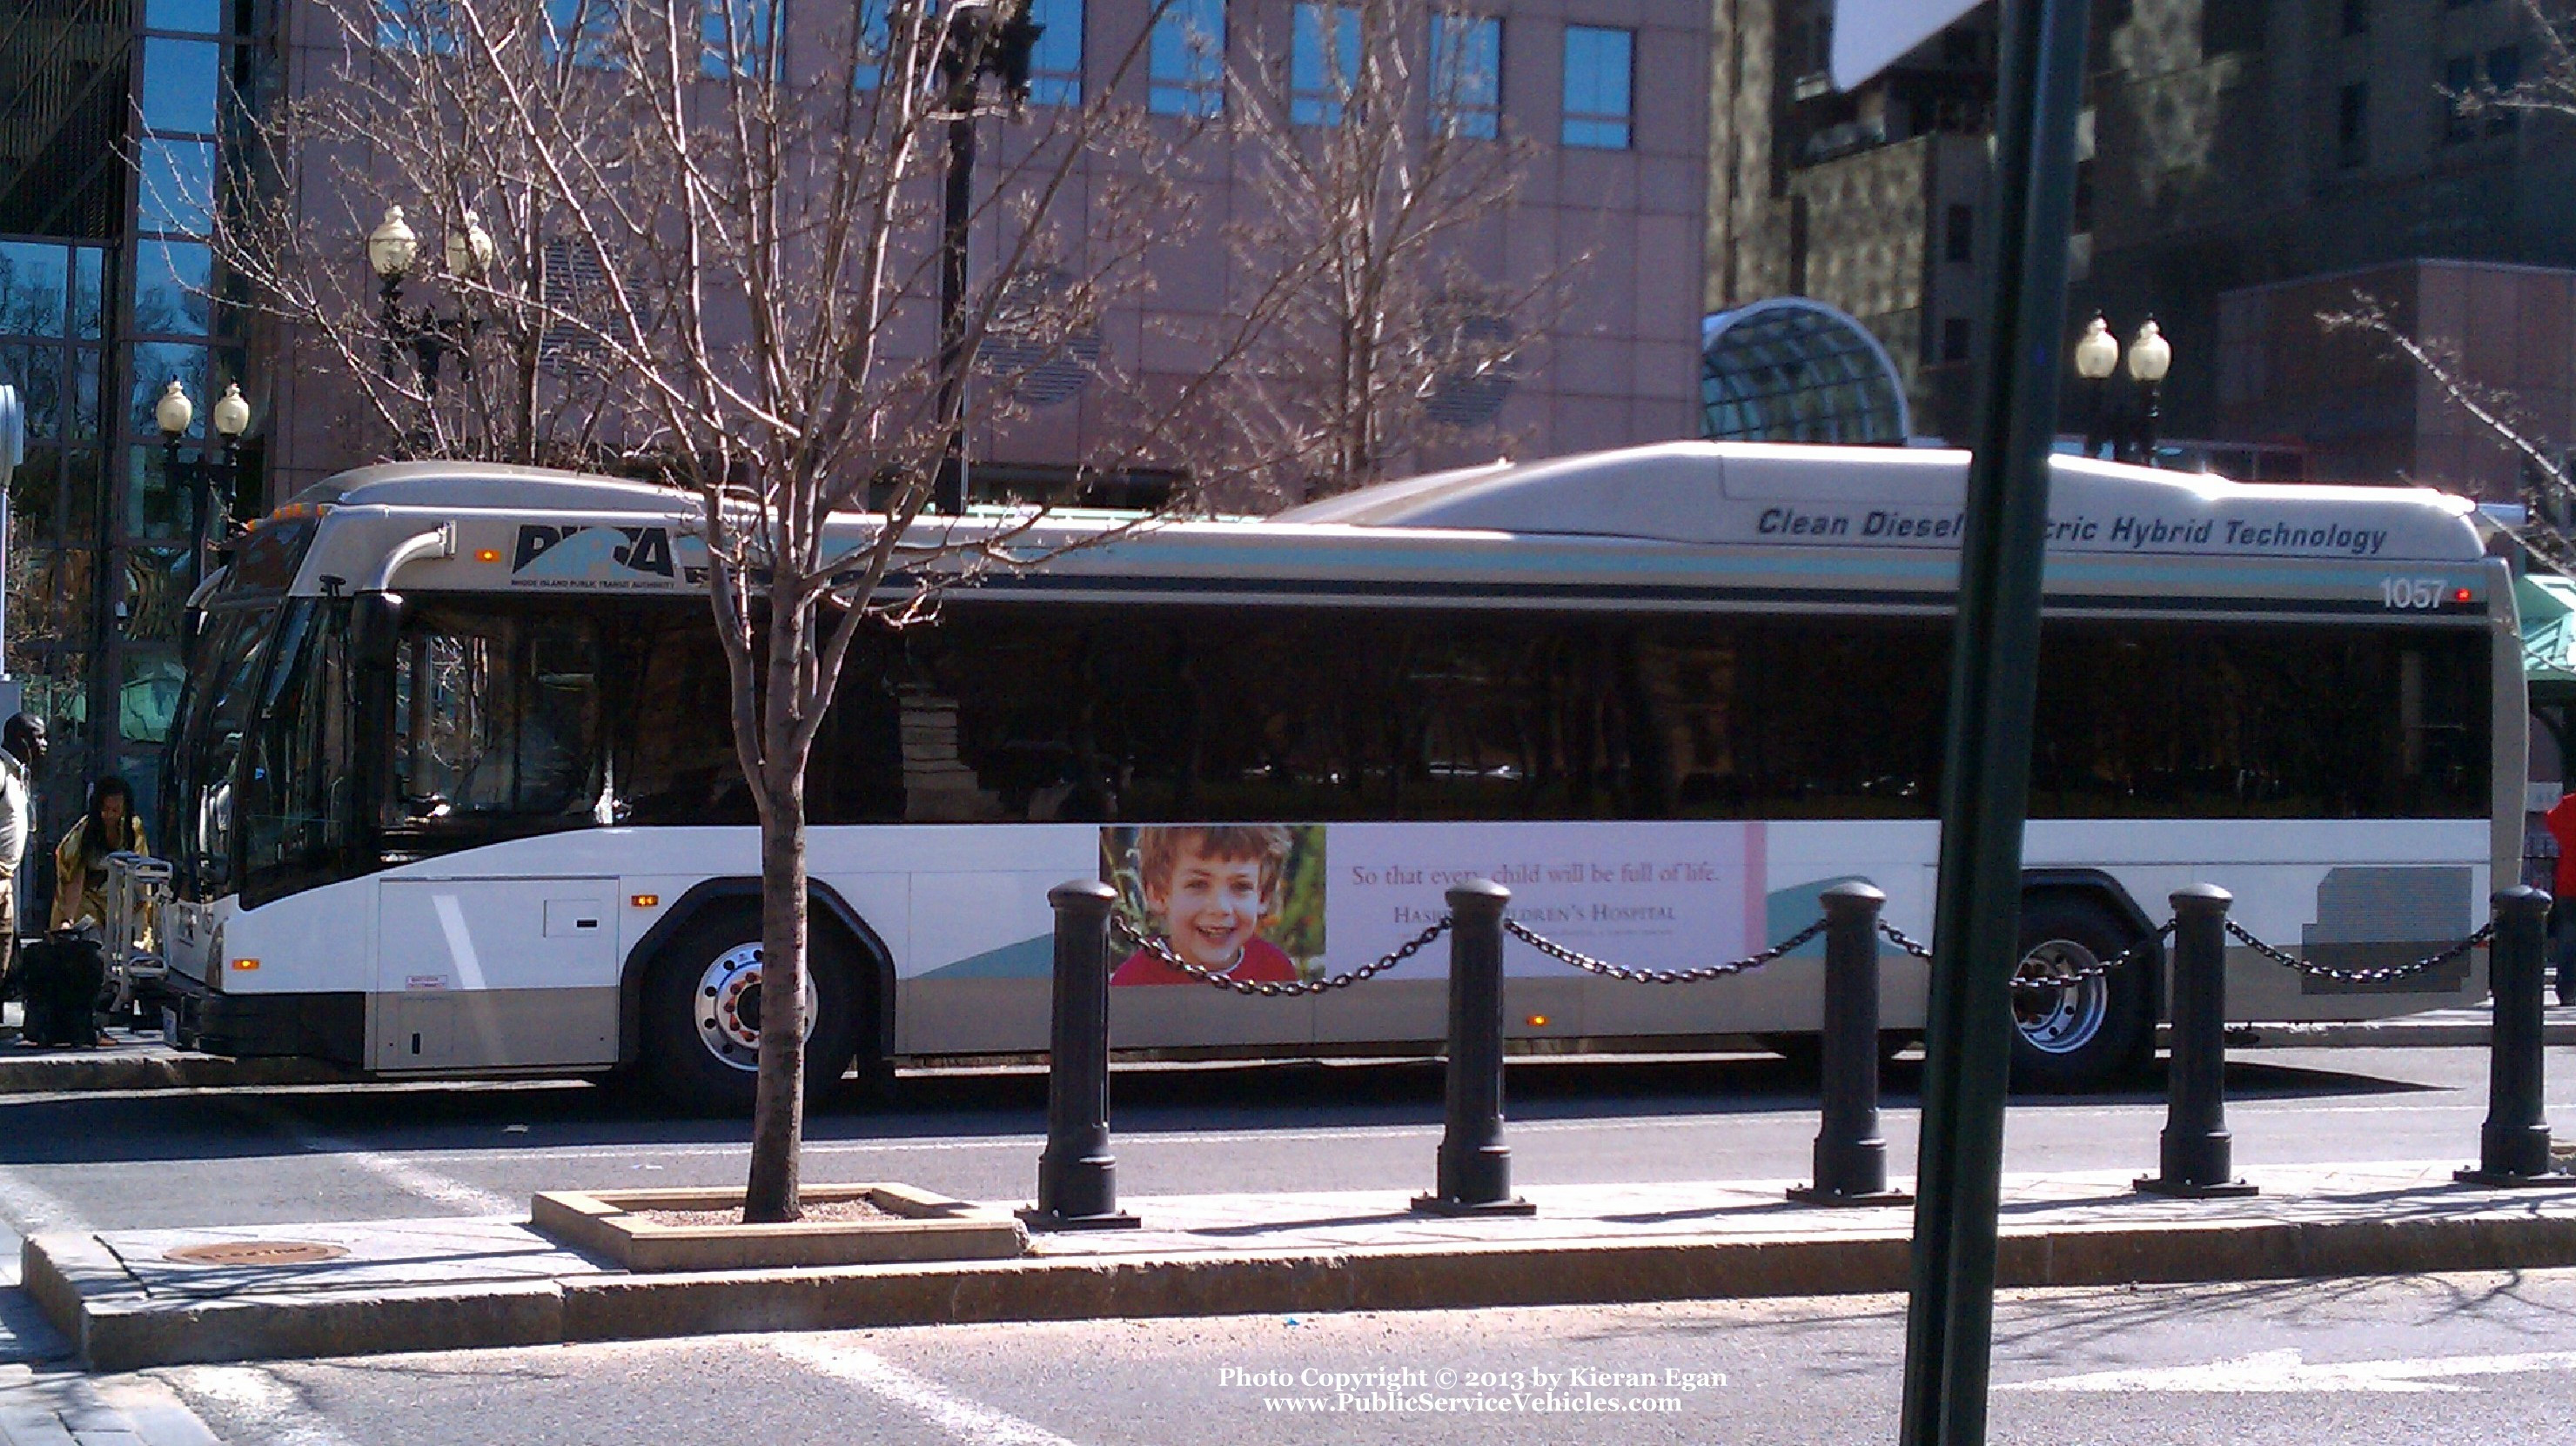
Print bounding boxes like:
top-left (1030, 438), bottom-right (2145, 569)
top-left (445, 208), bottom-right (495, 283)
top-left (931, 0), bottom-right (1044, 514)
top-left (2126, 318), bottom-right (2172, 466)
top-left (365, 204), bottom-right (492, 434)
top-left (158, 378), bottom-right (252, 593)
top-left (368, 205), bottom-right (420, 381)
top-left (2070, 313), bottom-right (2178, 465)
top-left (2072, 312), bottom-right (2118, 459)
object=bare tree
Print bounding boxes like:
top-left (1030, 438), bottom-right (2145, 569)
top-left (2318, 292), bottom-right (2573, 564)
top-left (2452, 0), bottom-right (2576, 125)
top-left (218, 0), bottom-right (1314, 1221)
top-left (2326, 0), bottom-right (2576, 557)
top-left (1218, 0), bottom-right (1560, 500)
top-left (202, 3), bottom-right (646, 467)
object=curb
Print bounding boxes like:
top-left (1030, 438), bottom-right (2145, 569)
top-left (0, 1053), bottom-right (353, 1097)
top-left (34, 1206), bottom-right (2576, 1371)
top-left (2232, 1021), bottom-right (2576, 1049)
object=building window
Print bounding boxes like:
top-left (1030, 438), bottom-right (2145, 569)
top-left (1291, 4), bottom-right (1360, 125)
top-left (376, 0), bottom-right (462, 52)
top-left (1429, 14), bottom-right (1501, 139)
top-left (2337, 83), bottom-right (2367, 168)
top-left (1027, 0), bottom-right (1084, 104)
top-left (144, 0), bottom-right (225, 29)
top-left (700, 0), bottom-right (770, 77)
top-left (2199, 0), bottom-right (2263, 55)
top-left (543, 0), bottom-right (621, 69)
top-left (1560, 26), bottom-right (1632, 149)
top-left (1941, 318), bottom-right (1971, 364)
top-left (2443, 55), bottom-right (2477, 143)
top-left (2340, 0), bottom-right (2366, 35)
top-left (2487, 45), bottom-right (2521, 132)
top-left (1943, 204), bottom-right (1973, 263)
top-left (1150, 0), bottom-right (1225, 116)
top-left (855, 0), bottom-right (891, 88)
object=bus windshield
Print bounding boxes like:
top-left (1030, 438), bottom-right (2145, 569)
top-left (161, 602), bottom-right (283, 902)
top-left (391, 602), bottom-right (604, 827)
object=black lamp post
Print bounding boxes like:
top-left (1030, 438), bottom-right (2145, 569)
top-left (367, 205), bottom-right (420, 382)
top-left (2067, 312), bottom-right (2177, 465)
top-left (156, 378), bottom-right (251, 595)
top-left (366, 204), bottom-right (495, 419)
top-left (2124, 317), bottom-right (2172, 465)
top-left (2072, 311), bottom-right (2116, 459)
top-left (932, 0), bottom-right (1043, 515)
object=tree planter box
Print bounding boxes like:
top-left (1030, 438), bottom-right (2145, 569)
top-left (532, 1185), bottom-right (1028, 1273)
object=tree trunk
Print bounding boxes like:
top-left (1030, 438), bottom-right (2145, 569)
top-left (742, 779), bottom-right (810, 1222)
top-left (743, 606), bottom-right (813, 1222)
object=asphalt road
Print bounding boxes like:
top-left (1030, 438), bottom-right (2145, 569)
top-left (3, 1045), bottom-right (2574, 1441)
top-left (0, 1045), bottom-right (2566, 1253)
top-left (91, 1269), bottom-right (2576, 1444)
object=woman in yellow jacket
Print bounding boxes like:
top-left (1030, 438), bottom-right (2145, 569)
top-left (51, 777), bottom-right (145, 933)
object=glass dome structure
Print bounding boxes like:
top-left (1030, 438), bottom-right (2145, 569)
top-left (1701, 298), bottom-right (1910, 445)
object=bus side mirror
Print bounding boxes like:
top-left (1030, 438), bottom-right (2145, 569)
top-left (353, 592), bottom-right (407, 670)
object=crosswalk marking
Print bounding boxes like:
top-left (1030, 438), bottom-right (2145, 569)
top-left (164, 1364), bottom-right (354, 1446)
top-left (2000, 1347), bottom-right (2576, 1394)
top-left (771, 1336), bottom-right (1085, 1446)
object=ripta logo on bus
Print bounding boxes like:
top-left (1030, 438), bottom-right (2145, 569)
top-left (509, 524), bottom-right (709, 588)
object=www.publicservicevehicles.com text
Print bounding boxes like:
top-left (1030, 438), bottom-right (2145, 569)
top-left (1222, 1366), bottom-right (1721, 1415)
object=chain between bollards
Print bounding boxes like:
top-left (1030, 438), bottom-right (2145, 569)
top-left (1789, 882), bottom-right (1913, 1207)
top-left (2458, 887), bottom-right (2566, 1187)
top-left (2136, 884), bottom-right (2255, 1199)
top-left (1414, 880), bottom-right (1535, 1217)
top-left (1024, 880), bottom-right (1140, 1232)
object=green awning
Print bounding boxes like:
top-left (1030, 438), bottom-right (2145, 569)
top-left (2520, 573), bottom-right (2576, 701)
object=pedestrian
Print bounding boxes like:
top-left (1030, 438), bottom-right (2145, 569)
top-left (50, 775), bottom-right (145, 934)
top-left (0, 715), bottom-right (41, 1002)
top-left (2545, 787), bottom-right (2576, 1007)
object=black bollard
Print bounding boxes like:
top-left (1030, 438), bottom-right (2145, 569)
top-left (2458, 887), bottom-right (2565, 1186)
top-left (1024, 880), bottom-right (1140, 1230)
top-left (1414, 880), bottom-right (1535, 1216)
top-left (2137, 884), bottom-right (2257, 1198)
top-left (1791, 883), bottom-right (1913, 1206)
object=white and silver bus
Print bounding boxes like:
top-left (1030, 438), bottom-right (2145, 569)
top-left (147, 442), bottom-right (2521, 1102)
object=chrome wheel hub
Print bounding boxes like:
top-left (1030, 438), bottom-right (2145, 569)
top-left (2012, 940), bottom-right (2109, 1055)
top-left (693, 944), bottom-right (817, 1073)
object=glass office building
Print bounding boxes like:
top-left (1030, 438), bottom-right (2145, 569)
top-left (1, 0), bottom-right (259, 847)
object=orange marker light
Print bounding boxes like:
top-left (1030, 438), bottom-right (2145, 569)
top-left (1526, 1014), bottom-right (1551, 1028)
top-left (631, 894), bottom-right (660, 908)
top-left (2453, 588), bottom-right (2473, 603)
top-left (475, 548), bottom-right (503, 564)
top-left (231, 958), bottom-right (260, 972)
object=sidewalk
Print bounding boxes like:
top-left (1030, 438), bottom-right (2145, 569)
top-left (2224, 1003), bottom-right (2576, 1049)
top-left (23, 1161), bottom-right (2576, 1372)
top-left (0, 1005), bottom-right (350, 1095)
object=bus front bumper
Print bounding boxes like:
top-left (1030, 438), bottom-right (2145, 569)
top-left (159, 972), bottom-right (366, 1067)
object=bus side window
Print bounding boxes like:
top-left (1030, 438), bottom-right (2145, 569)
top-left (620, 615), bottom-right (757, 826)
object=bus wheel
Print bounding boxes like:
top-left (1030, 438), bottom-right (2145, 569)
top-left (641, 907), bottom-right (859, 1114)
top-left (2008, 897), bottom-right (2153, 1092)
